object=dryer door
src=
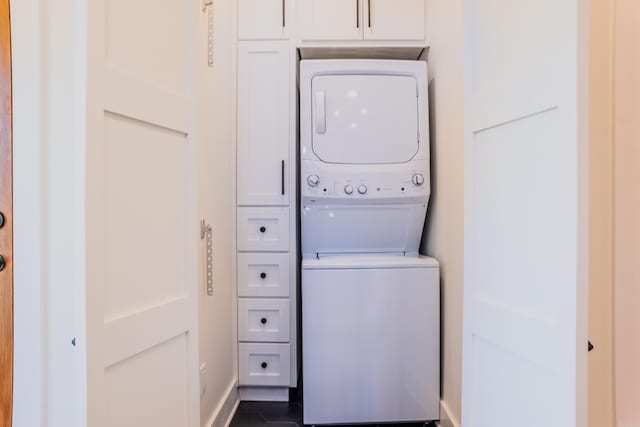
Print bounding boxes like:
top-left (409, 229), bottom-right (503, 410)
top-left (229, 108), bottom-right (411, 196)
top-left (311, 74), bottom-right (419, 164)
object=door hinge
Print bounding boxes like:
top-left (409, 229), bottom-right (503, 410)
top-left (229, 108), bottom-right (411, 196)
top-left (202, 0), bottom-right (212, 11)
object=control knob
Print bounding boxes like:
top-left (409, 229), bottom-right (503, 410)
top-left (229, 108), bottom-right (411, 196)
top-left (307, 175), bottom-right (320, 187)
top-left (357, 185), bottom-right (367, 195)
top-left (344, 185), bottom-right (354, 195)
top-left (412, 173), bottom-right (425, 186)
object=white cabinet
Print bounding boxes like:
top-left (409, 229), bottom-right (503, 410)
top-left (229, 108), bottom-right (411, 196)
top-left (237, 41), bottom-right (291, 206)
top-left (238, 0), bottom-right (293, 40)
top-left (299, 0), bottom-right (363, 41)
top-left (299, 0), bottom-right (426, 42)
top-left (235, 35), bottom-right (297, 393)
top-left (364, 0), bottom-right (426, 41)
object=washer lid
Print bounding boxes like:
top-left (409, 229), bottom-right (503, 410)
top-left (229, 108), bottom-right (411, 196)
top-left (302, 254), bottom-right (439, 270)
top-left (311, 74), bottom-right (419, 164)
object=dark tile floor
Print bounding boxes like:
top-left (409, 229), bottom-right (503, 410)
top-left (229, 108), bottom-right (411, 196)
top-left (229, 401), bottom-right (436, 427)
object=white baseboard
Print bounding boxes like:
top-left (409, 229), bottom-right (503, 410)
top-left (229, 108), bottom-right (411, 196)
top-left (436, 400), bottom-right (460, 427)
top-left (204, 379), bottom-right (240, 427)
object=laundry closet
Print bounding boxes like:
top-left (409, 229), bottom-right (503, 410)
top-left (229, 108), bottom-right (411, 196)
top-left (10, 0), bottom-right (590, 426)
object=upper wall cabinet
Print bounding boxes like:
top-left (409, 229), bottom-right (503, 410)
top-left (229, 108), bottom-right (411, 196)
top-left (364, 0), bottom-right (426, 41)
top-left (238, 0), bottom-right (293, 40)
top-left (299, 0), bottom-right (363, 41)
top-left (299, 0), bottom-right (426, 42)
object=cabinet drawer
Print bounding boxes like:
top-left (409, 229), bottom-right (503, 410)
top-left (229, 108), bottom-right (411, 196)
top-left (238, 253), bottom-right (291, 297)
top-left (238, 207), bottom-right (290, 252)
top-left (239, 343), bottom-right (291, 386)
top-left (238, 298), bottom-right (290, 342)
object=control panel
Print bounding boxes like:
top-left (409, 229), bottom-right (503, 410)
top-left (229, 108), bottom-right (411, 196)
top-left (301, 161), bottom-right (429, 204)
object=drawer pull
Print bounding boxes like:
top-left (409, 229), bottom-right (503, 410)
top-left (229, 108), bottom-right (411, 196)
top-left (261, 318), bottom-right (268, 325)
top-left (260, 272), bottom-right (267, 279)
top-left (261, 362), bottom-right (268, 369)
top-left (259, 226), bottom-right (266, 233)
top-left (0, 255), bottom-right (5, 271)
top-left (0, 212), bottom-right (4, 228)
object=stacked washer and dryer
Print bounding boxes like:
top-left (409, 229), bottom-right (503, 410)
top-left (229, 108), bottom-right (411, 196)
top-left (300, 60), bottom-right (440, 425)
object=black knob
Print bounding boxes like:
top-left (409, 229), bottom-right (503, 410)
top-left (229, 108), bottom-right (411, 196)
top-left (0, 212), bottom-right (4, 229)
top-left (260, 272), bottom-right (267, 279)
top-left (261, 318), bottom-right (267, 325)
top-left (261, 362), bottom-right (268, 369)
top-left (259, 226), bottom-right (266, 233)
top-left (0, 255), bottom-right (5, 272)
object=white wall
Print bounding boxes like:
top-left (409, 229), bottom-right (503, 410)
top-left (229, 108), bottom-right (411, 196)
top-left (423, 1), bottom-right (464, 426)
top-left (588, 0), bottom-right (616, 426)
top-left (614, 1), bottom-right (640, 425)
top-left (197, 1), bottom-right (239, 426)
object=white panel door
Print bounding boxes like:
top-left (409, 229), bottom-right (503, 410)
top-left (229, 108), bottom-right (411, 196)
top-left (461, 1), bottom-right (587, 427)
top-left (364, 0), bottom-right (426, 41)
top-left (238, 0), bottom-right (292, 40)
top-left (299, 0), bottom-right (363, 41)
top-left (85, 0), bottom-right (199, 426)
top-left (237, 41), bottom-right (290, 206)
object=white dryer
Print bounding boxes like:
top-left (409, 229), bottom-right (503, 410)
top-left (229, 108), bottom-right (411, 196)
top-left (300, 60), bottom-right (439, 425)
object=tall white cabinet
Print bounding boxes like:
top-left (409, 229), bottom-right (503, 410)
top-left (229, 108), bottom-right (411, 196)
top-left (236, 0), bottom-right (299, 399)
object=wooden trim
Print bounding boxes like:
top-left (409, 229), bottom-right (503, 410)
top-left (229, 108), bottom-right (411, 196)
top-left (0, 0), bottom-right (12, 426)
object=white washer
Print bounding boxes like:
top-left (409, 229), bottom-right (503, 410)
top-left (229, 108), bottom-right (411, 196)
top-left (302, 254), bottom-right (440, 425)
top-left (300, 60), bottom-right (439, 425)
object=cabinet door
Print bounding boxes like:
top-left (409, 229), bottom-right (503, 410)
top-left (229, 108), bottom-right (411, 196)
top-left (238, 0), bottom-right (292, 40)
top-left (237, 41), bottom-right (291, 206)
top-left (299, 0), bottom-right (363, 41)
top-left (364, 0), bottom-right (426, 41)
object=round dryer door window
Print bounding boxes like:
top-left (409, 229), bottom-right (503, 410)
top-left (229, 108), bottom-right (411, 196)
top-left (311, 74), bottom-right (419, 164)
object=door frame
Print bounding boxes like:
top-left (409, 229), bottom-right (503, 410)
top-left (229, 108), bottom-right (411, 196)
top-left (0, 0), bottom-right (13, 425)
top-left (11, 0), bottom-right (77, 425)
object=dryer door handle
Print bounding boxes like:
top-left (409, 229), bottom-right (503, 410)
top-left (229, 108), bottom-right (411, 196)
top-left (315, 91), bottom-right (326, 134)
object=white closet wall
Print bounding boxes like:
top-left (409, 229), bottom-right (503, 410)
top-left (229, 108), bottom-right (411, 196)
top-left (198, 0), bottom-right (239, 425)
top-left (422, 1), bottom-right (465, 425)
